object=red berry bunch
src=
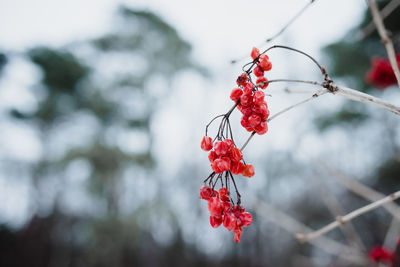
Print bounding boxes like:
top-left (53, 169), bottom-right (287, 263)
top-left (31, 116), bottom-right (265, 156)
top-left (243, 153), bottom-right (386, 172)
top-left (231, 47), bottom-right (271, 135)
top-left (200, 47), bottom-right (272, 242)
top-left (366, 54), bottom-right (400, 89)
top-left (199, 185), bottom-right (253, 242)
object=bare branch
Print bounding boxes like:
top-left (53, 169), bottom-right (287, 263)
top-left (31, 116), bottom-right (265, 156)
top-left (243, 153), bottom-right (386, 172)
top-left (296, 190), bottom-right (400, 243)
top-left (368, 0), bottom-right (400, 89)
top-left (252, 199), bottom-right (368, 265)
top-left (361, 0), bottom-right (400, 39)
top-left (317, 159), bottom-right (400, 221)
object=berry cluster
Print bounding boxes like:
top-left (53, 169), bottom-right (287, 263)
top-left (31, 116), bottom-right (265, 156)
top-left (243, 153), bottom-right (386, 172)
top-left (201, 137), bottom-right (254, 176)
top-left (366, 53), bottom-right (400, 89)
top-left (200, 185), bottom-right (252, 242)
top-left (231, 47), bottom-right (272, 135)
top-left (200, 47), bottom-right (271, 243)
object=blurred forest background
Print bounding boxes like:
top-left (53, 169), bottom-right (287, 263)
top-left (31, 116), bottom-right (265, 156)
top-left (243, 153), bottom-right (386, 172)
top-left (0, 1), bottom-right (399, 266)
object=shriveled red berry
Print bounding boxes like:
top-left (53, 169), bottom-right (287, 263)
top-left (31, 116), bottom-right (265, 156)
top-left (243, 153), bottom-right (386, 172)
top-left (243, 82), bottom-right (254, 93)
top-left (240, 94), bottom-right (252, 107)
top-left (259, 59), bottom-right (272, 71)
top-left (230, 88), bottom-right (243, 102)
top-left (214, 141), bottom-right (230, 156)
top-left (240, 116), bottom-right (250, 128)
top-left (242, 164), bottom-right (255, 177)
top-left (234, 226), bottom-right (243, 242)
top-left (208, 196), bottom-right (222, 217)
top-left (201, 136), bottom-right (213, 151)
top-left (222, 201), bottom-right (231, 212)
top-left (208, 151), bottom-right (217, 163)
top-left (256, 77), bottom-right (268, 89)
top-left (211, 160), bottom-right (222, 173)
top-left (224, 139), bottom-right (234, 150)
top-left (219, 187), bottom-right (230, 202)
top-left (253, 90), bottom-right (265, 104)
top-left (251, 47), bottom-right (260, 60)
top-left (231, 161), bottom-right (244, 175)
top-left (259, 54), bottom-right (269, 61)
top-left (238, 105), bottom-right (252, 117)
top-left (200, 185), bottom-right (213, 200)
top-left (239, 212), bottom-right (253, 227)
top-left (223, 213), bottom-right (236, 231)
top-left (255, 121), bottom-right (268, 135)
top-left (230, 147), bottom-right (243, 162)
top-left (248, 114), bottom-right (261, 128)
top-left (253, 65), bottom-right (264, 77)
top-left (236, 73), bottom-right (248, 86)
top-left (210, 215), bottom-right (223, 228)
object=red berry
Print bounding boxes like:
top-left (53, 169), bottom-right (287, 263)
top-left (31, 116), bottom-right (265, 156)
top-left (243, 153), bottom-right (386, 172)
top-left (242, 164), bottom-right (255, 177)
top-left (201, 136), bottom-right (213, 151)
top-left (259, 59), bottom-right (272, 71)
top-left (253, 90), bottom-right (265, 104)
top-left (238, 106), bottom-right (252, 117)
top-left (256, 77), bottom-right (268, 89)
top-left (230, 88), bottom-right (243, 102)
top-left (253, 65), bottom-right (264, 77)
top-left (214, 141), bottom-right (230, 156)
top-left (211, 160), bottom-right (222, 173)
top-left (255, 122), bottom-right (268, 135)
top-left (208, 196), bottom-right (222, 217)
top-left (208, 151), bottom-right (217, 163)
top-left (234, 226), bottom-right (242, 242)
top-left (222, 201), bottom-right (231, 212)
top-left (248, 114), bottom-right (261, 128)
top-left (239, 212), bottom-right (253, 227)
top-left (243, 82), bottom-right (254, 93)
top-left (219, 187), bottom-right (230, 202)
top-left (251, 47), bottom-right (260, 60)
top-left (230, 147), bottom-right (243, 162)
top-left (223, 213), bottom-right (236, 231)
top-left (224, 139), bottom-right (234, 150)
top-left (260, 54), bottom-right (269, 61)
top-left (240, 116), bottom-right (250, 128)
top-left (231, 161), bottom-right (244, 175)
top-left (236, 73), bottom-right (248, 86)
top-left (240, 94), bottom-right (252, 107)
top-left (200, 185), bottom-right (213, 200)
top-left (210, 215), bottom-right (223, 228)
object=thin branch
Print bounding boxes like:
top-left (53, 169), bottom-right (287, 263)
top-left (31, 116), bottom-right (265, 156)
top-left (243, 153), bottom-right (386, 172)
top-left (361, 0), bottom-right (400, 39)
top-left (316, 159), bottom-right (400, 221)
top-left (310, 173), bottom-right (366, 251)
top-left (265, 0), bottom-right (316, 43)
top-left (368, 0), bottom-right (400, 89)
top-left (296, 190), bottom-right (400, 243)
top-left (252, 198), bottom-right (368, 265)
top-left (230, 0), bottom-right (317, 64)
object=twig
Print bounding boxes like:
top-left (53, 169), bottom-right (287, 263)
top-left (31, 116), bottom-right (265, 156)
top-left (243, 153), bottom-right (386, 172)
top-left (368, 0), bottom-right (400, 89)
top-left (240, 89), bottom-right (327, 151)
top-left (310, 174), bottom-right (366, 251)
top-left (296, 190), bottom-right (400, 242)
top-left (317, 159), bottom-right (400, 221)
top-left (361, 0), bottom-right (400, 39)
top-left (252, 198), bottom-right (368, 265)
top-left (230, 1), bottom-right (317, 64)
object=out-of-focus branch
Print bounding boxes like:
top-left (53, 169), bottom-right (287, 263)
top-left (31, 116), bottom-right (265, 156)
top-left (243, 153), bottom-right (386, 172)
top-left (368, 0), bottom-right (400, 89)
top-left (361, 0), bottom-right (400, 39)
top-left (253, 199), bottom-right (368, 265)
top-left (296, 190), bottom-right (400, 243)
top-left (317, 159), bottom-right (400, 221)
top-left (310, 174), bottom-right (366, 251)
